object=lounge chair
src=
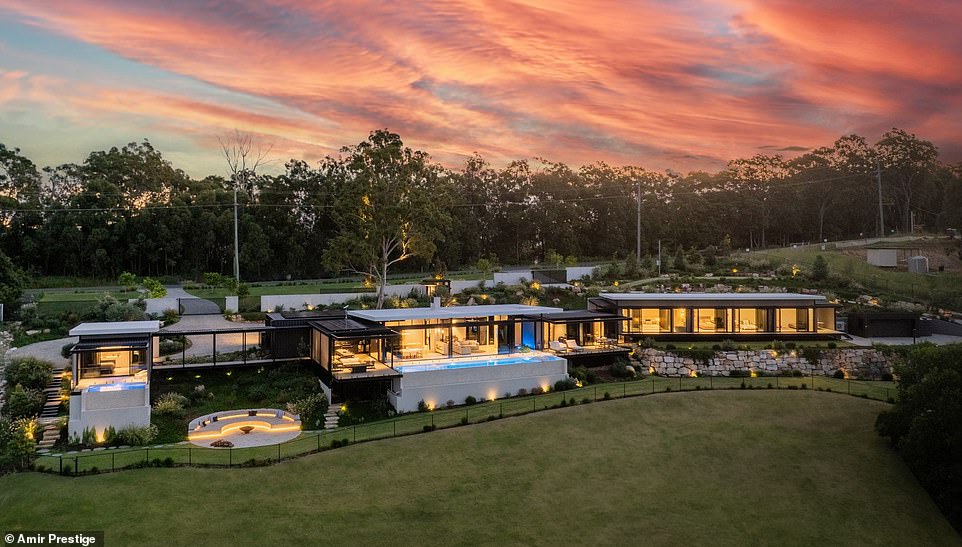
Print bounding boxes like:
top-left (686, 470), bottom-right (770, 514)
top-left (565, 339), bottom-right (585, 352)
top-left (548, 340), bottom-right (566, 353)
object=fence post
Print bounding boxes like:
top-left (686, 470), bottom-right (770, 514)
top-left (848, 378), bottom-right (851, 395)
top-left (432, 414), bottom-right (435, 428)
top-left (623, 383), bottom-right (626, 397)
top-left (278, 443), bottom-right (281, 462)
top-left (59, 456), bottom-right (62, 475)
top-left (189, 447), bottom-right (192, 466)
top-left (112, 453), bottom-right (115, 473)
top-left (393, 420), bottom-right (396, 437)
top-left (74, 457), bottom-right (78, 477)
top-left (651, 377), bottom-right (655, 393)
top-left (594, 386), bottom-right (597, 401)
top-left (500, 403), bottom-right (503, 418)
top-left (678, 376), bottom-right (681, 391)
top-left (228, 448), bottom-right (232, 468)
top-left (146, 447), bottom-right (149, 463)
top-left (710, 374), bottom-right (713, 390)
top-left (353, 425), bottom-right (356, 442)
top-left (317, 434), bottom-right (321, 452)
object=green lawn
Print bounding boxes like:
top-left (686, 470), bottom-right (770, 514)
top-left (3, 391), bottom-right (958, 546)
top-left (29, 289), bottom-right (136, 316)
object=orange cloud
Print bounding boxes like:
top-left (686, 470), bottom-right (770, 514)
top-left (0, 0), bottom-right (959, 173)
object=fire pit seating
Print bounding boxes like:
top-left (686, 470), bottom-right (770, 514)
top-left (188, 408), bottom-right (301, 443)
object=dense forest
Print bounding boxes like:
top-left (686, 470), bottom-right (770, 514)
top-left (0, 128), bottom-right (959, 282)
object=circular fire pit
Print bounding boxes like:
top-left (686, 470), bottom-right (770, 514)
top-left (188, 409), bottom-right (302, 448)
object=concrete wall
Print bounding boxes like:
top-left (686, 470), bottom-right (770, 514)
top-left (867, 249), bottom-right (898, 267)
top-left (494, 271), bottom-right (530, 286)
top-left (139, 297), bottom-right (179, 315)
top-left (68, 386), bottom-right (151, 439)
top-left (566, 266), bottom-right (595, 280)
top-left (389, 356), bottom-right (569, 412)
top-left (638, 348), bottom-right (892, 379)
top-left (260, 284), bottom-right (423, 311)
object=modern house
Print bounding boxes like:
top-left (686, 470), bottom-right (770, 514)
top-left (588, 292), bottom-right (839, 341)
top-left (65, 290), bottom-right (840, 436)
top-left (67, 321), bottom-right (161, 439)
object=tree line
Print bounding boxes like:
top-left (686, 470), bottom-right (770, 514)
top-left (0, 128), bottom-right (959, 286)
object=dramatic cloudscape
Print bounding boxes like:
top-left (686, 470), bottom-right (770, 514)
top-left (1, 0), bottom-right (960, 176)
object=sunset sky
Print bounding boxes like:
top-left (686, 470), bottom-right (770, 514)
top-left (1, 0), bottom-right (960, 177)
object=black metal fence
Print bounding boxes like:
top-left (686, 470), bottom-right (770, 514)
top-left (33, 374), bottom-right (895, 477)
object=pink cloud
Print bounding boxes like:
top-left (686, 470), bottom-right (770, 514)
top-left (0, 0), bottom-right (959, 173)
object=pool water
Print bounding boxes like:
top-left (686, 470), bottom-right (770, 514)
top-left (394, 353), bottom-right (558, 373)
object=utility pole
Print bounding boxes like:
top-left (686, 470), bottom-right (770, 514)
top-left (876, 159), bottom-right (884, 238)
top-left (233, 183), bottom-right (240, 283)
top-left (657, 239), bottom-right (662, 276)
top-left (636, 180), bottom-right (641, 260)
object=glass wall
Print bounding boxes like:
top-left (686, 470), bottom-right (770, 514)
top-left (777, 308), bottom-right (812, 332)
top-left (816, 308), bottom-right (835, 332)
top-left (78, 349), bottom-right (146, 381)
top-left (735, 308), bottom-right (769, 332)
top-left (695, 308), bottom-right (729, 332)
top-left (673, 308), bottom-right (689, 332)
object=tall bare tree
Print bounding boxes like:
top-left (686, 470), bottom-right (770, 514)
top-left (218, 130), bottom-right (273, 283)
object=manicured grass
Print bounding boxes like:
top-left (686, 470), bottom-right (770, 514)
top-left (30, 289), bottom-right (136, 316)
top-left (5, 391), bottom-right (959, 546)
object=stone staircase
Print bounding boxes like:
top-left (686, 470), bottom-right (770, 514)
top-left (323, 404), bottom-right (340, 430)
top-left (36, 422), bottom-right (61, 453)
top-left (39, 372), bottom-right (64, 420)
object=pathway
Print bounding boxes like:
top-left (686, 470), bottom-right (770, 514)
top-left (7, 337), bottom-right (77, 370)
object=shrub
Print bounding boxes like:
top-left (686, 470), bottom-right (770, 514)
top-left (116, 424), bottom-right (158, 446)
top-left (445, 400), bottom-right (455, 408)
top-left (639, 337), bottom-right (656, 349)
top-left (728, 370), bottom-right (750, 378)
top-left (800, 383), bottom-right (807, 390)
top-left (711, 344), bottom-right (722, 351)
top-left (422, 424), bottom-right (436, 432)
top-left (158, 338), bottom-right (186, 355)
top-left (665, 344), bottom-right (677, 350)
top-left (772, 341), bottom-right (786, 350)
top-left (2, 384), bottom-right (46, 419)
top-left (553, 378), bottom-right (578, 392)
top-left (603, 391), bottom-right (611, 400)
top-left (246, 384), bottom-right (271, 402)
top-left (3, 356), bottom-right (54, 391)
top-left (417, 400), bottom-right (429, 412)
top-left (720, 339), bottom-right (737, 351)
top-left (833, 369), bottom-right (846, 379)
top-left (610, 359), bottom-right (634, 378)
top-left (827, 342), bottom-right (837, 349)
top-left (152, 392), bottom-right (188, 416)
top-left (581, 397), bottom-right (591, 404)
top-left (530, 387), bottom-right (544, 396)
top-left (60, 342), bottom-right (76, 359)
top-left (785, 342), bottom-right (797, 349)
top-left (881, 372), bottom-right (894, 382)
top-left (464, 395), bottom-right (478, 405)
top-left (812, 255), bottom-right (829, 281)
top-left (516, 388), bottom-right (528, 397)
top-left (287, 393), bottom-right (329, 430)
top-left (792, 369), bottom-right (803, 378)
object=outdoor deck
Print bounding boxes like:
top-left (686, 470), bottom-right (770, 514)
top-left (331, 360), bottom-right (401, 381)
top-left (551, 343), bottom-right (632, 358)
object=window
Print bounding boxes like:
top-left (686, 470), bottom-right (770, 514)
top-left (737, 308), bottom-right (769, 332)
top-left (672, 308), bottom-right (688, 332)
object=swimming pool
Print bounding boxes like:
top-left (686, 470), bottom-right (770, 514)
top-left (394, 353), bottom-right (556, 373)
top-left (86, 382), bottom-right (147, 392)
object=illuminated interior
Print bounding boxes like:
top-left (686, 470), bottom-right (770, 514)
top-left (617, 305), bottom-right (835, 336)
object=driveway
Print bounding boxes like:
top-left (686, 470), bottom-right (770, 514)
top-left (161, 314), bottom-right (264, 358)
top-left (7, 336), bottom-right (77, 370)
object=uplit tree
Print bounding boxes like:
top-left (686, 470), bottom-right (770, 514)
top-left (322, 130), bottom-right (450, 308)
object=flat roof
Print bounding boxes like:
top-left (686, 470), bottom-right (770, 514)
top-left (309, 318), bottom-right (398, 338)
top-left (349, 303), bottom-right (563, 322)
top-left (527, 310), bottom-right (626, 323)
top-left (69, 320), bottom-right (162, 337)
top-left (596, 292), bottom-right (828, 306)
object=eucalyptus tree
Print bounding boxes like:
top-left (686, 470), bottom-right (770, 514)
top-left (322, 130), bottom-right (451, 308)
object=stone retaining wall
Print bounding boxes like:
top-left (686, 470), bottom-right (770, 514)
top-left (638, 348), bottom-right (891, 379)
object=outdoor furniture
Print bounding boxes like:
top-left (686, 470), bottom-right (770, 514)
top-left (564, 339), bottom-right (585, 352)
top-left (548, 341), bottom-right (566, 353)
